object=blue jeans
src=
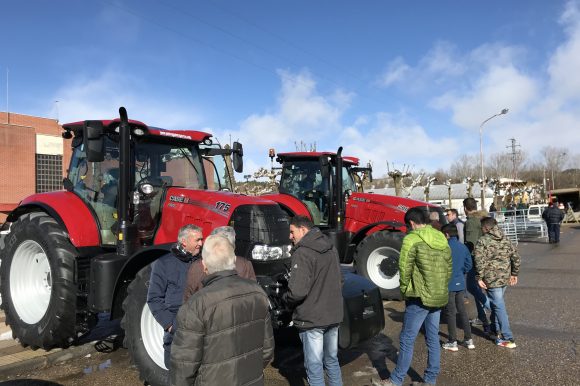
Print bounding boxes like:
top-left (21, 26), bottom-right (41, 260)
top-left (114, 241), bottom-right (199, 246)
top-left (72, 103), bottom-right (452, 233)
top-left (466, 269), bottom-right (491, 325)
top-left (299, 325), bottom-right (342, 386)
top-left (486, 286), bottom-right (514, 340)
top-left (390, 299), bottom-right (441, 386)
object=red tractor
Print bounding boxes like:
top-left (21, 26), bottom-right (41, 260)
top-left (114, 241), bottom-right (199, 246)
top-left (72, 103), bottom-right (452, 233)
top-left (262, 148), bottom-right (446, 299)
top-left (0, 108), bottom-right (384, 386)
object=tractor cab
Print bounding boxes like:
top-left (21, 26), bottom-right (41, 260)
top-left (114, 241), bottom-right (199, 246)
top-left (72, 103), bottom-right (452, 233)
top-left (63, 116), bottom-right (241, 247)
top-left (275, 150), bottom-right (370, 227)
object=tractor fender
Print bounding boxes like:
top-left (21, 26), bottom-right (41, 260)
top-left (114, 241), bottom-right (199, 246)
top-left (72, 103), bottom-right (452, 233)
top-left (109, 244), bottom-right (172, 320)
top-left (7, 192), bottom-right (100, 247)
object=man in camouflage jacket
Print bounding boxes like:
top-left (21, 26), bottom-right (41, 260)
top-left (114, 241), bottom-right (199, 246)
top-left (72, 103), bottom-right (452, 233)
top-left (473, 217), bottom-right (520, 349)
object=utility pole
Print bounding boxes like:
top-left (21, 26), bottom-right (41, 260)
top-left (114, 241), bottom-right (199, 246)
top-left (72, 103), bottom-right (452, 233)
top-left (506, 138), bottom-right (521, 180)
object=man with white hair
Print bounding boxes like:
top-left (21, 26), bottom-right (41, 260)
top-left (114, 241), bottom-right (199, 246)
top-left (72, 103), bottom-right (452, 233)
top-left (170, 235), bottom-right (274, 386)
top-left (147, 224), bottom-right (203, 368)
top-left (183, 225), bottom-right (256, 302)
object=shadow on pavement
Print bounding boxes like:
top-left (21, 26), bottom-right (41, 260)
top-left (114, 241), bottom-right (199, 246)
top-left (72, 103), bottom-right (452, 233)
top-left (0, 381), bottom-right (64, 386)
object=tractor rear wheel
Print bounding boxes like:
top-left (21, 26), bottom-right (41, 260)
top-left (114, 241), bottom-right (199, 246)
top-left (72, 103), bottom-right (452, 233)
top-left (355, 231), bottom-right (403, 300)
top-left (0, 212), bottom-right (78, 349)
top-left (122, 265), bottom-right (169, 386)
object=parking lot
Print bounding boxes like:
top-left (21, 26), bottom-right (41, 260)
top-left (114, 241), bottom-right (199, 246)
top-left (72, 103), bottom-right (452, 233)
top-left (1, 224), bottom-right (579, 385)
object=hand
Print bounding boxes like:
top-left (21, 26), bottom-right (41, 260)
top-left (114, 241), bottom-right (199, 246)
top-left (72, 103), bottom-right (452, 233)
top-left (509, 276), bottom-right (518, 286)
top-left (478, 279), bottom-right (487, 289)
top-left (167, 325), bottom-right (173, 333)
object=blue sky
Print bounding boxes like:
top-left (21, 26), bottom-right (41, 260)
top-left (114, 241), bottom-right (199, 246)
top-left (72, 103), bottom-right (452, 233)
top-left (2, 0), bottom-right (580, 177)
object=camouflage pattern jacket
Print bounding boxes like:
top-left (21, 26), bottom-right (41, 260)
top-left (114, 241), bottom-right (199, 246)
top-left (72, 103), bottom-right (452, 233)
top-left (473, 225), bottom-right (521, 288)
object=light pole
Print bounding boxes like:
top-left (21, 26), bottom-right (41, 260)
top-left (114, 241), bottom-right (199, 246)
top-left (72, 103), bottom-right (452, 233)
top-left (479, 108), bottom-right (509, 211)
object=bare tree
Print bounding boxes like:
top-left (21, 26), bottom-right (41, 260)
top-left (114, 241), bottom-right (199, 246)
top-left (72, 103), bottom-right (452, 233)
top-left (449, 154), bottom-right (479, 181)
top-left (541, 146), bottom-right (569, 189)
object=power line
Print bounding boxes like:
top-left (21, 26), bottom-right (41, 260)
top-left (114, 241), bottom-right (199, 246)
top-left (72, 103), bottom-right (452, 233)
top-left (506, 138), bottom-right (521, 180)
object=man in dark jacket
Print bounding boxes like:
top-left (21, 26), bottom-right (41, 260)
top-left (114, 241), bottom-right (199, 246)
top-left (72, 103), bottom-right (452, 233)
top-left (147, 224), bottom-right (203, 368)
top-left (170, 235), bottom-right (274, 386)
top-left (373, 207), bottom-right (452, 386)
top-left (542, 201), bottom-right (565, 243)
top-left (463, 197), bottom-right (492, 332)
top-left (285, 215), bottom-right (343, 386)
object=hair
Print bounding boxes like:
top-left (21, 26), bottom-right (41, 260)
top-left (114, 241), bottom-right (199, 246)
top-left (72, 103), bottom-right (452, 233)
top-left (429, 211), bottom-right (439, 221)
top-left (446, 208), bottom-right (458, 217)
top-left (441, 223), bottom-right (458, 238)
top-left (404, 207), bottom-right (428, 226)
top-left (480, 217), bottom-right (497, 229)
top-left (463, 197), bottom-right (478, 212)
top-left (202, 235), bottom-right (236, 274)
top-left (290, 215), bottom-right (314, 229)
top-left (210, 226), bottom-right (236, 247)
top-left (178, 224), bottom-right (203, 243)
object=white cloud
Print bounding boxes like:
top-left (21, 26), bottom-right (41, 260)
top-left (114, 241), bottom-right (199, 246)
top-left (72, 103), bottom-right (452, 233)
top-left (376, 57), bottom-right (411, 87)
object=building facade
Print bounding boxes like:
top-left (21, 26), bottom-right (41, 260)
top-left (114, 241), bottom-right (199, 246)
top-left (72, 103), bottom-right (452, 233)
top-left (0, 112), bottom-right (72, 223)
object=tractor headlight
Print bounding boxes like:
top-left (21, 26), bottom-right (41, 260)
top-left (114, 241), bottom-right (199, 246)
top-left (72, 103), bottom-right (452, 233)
top-left (251, 244), bottom-right (292, 261)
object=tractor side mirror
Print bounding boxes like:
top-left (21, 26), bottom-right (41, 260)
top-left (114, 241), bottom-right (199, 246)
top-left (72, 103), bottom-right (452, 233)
top-left (232, 142), bottom-right (243, 173)
top-left (83, 121), bottom-right (105, 162)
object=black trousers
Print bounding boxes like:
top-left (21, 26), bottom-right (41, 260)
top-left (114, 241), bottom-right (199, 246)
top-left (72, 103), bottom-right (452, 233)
top-left (444, 290), bottom-right (472, 342)
top-left (547, 223), bottom-right (561, 242)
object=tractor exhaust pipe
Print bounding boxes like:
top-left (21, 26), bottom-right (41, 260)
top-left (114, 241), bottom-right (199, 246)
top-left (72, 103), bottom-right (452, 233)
top-left (336, 147), bottom-right (344, 231)
top-left (117, 107), bottom-right (138, 256)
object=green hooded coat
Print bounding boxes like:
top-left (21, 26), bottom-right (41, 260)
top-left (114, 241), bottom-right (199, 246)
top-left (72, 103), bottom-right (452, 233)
top-left (399, 225), bottom-right (452, 308)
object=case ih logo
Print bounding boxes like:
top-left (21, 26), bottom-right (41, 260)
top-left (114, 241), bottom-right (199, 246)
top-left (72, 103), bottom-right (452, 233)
top-left (169, 195), bottom-right (190, 204)
top-left (215, 201), bottom-right (231, 212)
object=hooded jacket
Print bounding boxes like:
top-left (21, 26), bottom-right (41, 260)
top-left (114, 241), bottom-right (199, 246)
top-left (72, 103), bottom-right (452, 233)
top-left (285, 227), bottom-right (344, 329)
top-left (399, 225), bottom-right (452, 308)
top-left (473, 225), bottom-right (521, 288)
top-left (464, 210), bottom-right (489, 251)
top-left (170, 271), bottom-right (274, 386)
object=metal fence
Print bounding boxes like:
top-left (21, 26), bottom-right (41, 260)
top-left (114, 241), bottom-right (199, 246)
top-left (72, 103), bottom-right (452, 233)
top-left (490, 209), bottom-right (548, 246)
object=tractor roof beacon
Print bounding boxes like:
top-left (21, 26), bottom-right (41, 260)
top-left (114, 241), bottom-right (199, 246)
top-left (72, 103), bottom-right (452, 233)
top-left (0, 108), bottom-right (385, 386)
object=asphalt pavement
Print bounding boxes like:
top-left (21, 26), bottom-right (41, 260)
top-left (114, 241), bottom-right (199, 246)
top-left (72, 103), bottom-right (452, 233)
top-left (0, 224), bottom-right (579, 385)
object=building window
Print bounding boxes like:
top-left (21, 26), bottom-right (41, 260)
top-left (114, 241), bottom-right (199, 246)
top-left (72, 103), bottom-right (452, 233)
top-left (36, 154), bottom-right (63, 193)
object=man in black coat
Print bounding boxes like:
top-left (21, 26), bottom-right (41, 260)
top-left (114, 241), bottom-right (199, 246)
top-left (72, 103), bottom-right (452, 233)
top-left (542, 202), bottom-right (565, 243)
top-left (170, 235), bottom-right (274, 386)
top-left (285, 215), bottom-right (344, 386)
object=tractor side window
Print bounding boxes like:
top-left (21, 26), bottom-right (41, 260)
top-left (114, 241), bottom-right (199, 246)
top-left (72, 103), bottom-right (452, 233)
top-left (67, 139), bottom-right (120, 245)
top-left (342, 166), bottom-right (357, 193)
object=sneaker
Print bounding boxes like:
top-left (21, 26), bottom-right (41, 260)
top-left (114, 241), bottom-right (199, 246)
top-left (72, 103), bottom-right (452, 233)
top-left (470, 318), bottom-right (484, 326)
top-left (496, 338), bottom-right (517, 348)
top-left (463, 339), bottom-right (475, 349)
top-left (442, 341), bottom-right (459, 352)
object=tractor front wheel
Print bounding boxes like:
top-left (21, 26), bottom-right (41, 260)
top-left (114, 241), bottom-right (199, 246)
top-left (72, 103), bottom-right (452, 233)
top-left (0, 212), bottom-right (78, 349)
top-left (122, 265), bottom-right (169, 386)
top-left (355, 231), bottom-right (403, 300)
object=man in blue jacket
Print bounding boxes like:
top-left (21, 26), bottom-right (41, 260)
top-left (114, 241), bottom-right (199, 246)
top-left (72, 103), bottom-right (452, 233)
top-left (147, 224), bottom-right (203, 368)
top-left (441, 223), bottom-right (474, 351)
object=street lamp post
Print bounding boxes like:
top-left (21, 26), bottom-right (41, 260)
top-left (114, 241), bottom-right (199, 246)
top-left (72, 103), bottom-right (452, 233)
top-left (479, 108), bottom-right (509, 211)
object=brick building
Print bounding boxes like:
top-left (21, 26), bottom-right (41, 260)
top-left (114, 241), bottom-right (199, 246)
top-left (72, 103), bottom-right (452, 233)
top-left (0, 112), bottom-right (72, 223)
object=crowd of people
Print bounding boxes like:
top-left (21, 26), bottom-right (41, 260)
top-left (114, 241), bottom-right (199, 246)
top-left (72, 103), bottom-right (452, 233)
top-left (373, 197), bottom-right (521, 386)
top-left (147, 217), bottom-right (343, 386)
top-left (145, 196), bottom-right (524, 386)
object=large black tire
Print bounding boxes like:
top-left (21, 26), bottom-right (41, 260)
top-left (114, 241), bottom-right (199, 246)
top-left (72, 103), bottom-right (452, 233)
top-left (122, 265), bottom-right (169, 386)
top-left (354, 231), bottom-right (404, 300)
top-left (0, 212), bottom-right (78, 349)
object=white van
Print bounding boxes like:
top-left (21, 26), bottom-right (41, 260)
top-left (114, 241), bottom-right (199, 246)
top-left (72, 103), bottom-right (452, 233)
top-left (527, 204), bottom-right (548, 222)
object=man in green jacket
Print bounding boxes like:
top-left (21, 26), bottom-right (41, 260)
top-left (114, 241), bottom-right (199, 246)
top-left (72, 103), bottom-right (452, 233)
top-left (373, 207), bottom-right (452, 386)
